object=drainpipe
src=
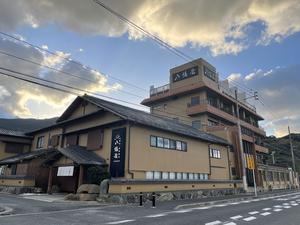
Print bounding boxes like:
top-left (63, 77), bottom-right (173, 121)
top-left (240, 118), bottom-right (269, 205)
top-left (227, 146), bottom-right (232, 180)
top-left (127, 122), bottom-right (134, 179)
top-left (208, 144), bottom-right (212, 176)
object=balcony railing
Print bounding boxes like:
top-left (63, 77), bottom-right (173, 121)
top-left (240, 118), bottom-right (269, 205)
top-left (150, 84), bottom-right (170, 96)
top-left (187, 99), bottom-right (234, 116)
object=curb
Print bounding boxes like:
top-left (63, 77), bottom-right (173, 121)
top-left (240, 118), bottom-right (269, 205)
top-left (0, 206), bottom-right (13, 216)
top-left (175, 190), bottom-right (300, 210)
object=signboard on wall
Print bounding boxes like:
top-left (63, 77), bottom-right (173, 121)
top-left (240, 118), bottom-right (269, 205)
top-left (172, 66), bottom-right (198, 82)
top-left (110, 127), bottom-right (126, 177)
top-left (57, 166), bottom-right (74, 176)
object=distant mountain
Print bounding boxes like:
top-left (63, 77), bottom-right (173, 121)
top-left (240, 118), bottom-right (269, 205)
top-left (0, 118), bottom-right (58, 133)
top-left (264, 134), bottom-right (300, 172)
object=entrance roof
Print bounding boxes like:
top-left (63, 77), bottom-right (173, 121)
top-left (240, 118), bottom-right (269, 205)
top-left (57, 145), bottom-right (107, 166)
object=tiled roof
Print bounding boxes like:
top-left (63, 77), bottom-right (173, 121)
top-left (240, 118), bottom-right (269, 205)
top-left (57, 145), bottom-right (106, 165)
top-left (83, 95), bottom-right (230, 146)
top-left (0, 149), bottom-right (56, 165)
top-left (0, 127), bottom-right (30, 138)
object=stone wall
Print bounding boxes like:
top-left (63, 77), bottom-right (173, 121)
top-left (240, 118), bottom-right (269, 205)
top-left (98, 188), bottom-right (244, 204)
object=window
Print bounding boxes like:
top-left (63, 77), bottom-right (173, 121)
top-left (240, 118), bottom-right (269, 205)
top-left (176, 172), bottom-right (182, 180)
top-left (146, 171), bottom-right (154, 179)
top-left (210, 148), bottom-right (221, 159)
top-left (157, 137), bottom-right (164, 148)
top-left (208, 119), bottom-right (219, 127)
top-left (203, 66), bottom-right (217, 81)
top-left (162, 172), bottom-right (169, 180)
top-left (194, 173), bottom-right (199, 180)
top-left (169, 172), bottom-right (176, 180)
top-left (231, 167), bottom-right (237, 176)
top-left (5, 142), bottom-right (25, 154)
top-left (170, 140), bottom-right (176, 149)
top-left (192, 120), bottom-right (201, 130)
top-left (204, 174), bottom-right (208, 180)
top-left (150, 136), bottom-right (157, 147)
top-left (11, 164), bottom-right (17, 175)
top-left (164, 138), bottom-right (170, 149)
top-left (181, 142), bottom-right (187, 151)
top-left (199, 173), bottom-right (204, 180)
top-left (150, 135), bottom-right (187, 151)
top-left (36, 136), bottom-right (44, 149)
top-left (190, 96), bottom-right (200, 106)
top-left (154, 171), bottom-right (161, 179)
top-left (182, 173), bottom-right (188, 180)
top-left (188, 173), bottom-right (194, 180)
top-left (87, 129), bottom-right (104, 150)
top-left (176, 141), bottom-right (182, 150)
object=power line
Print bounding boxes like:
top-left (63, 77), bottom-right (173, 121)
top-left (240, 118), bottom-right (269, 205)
top-left (0, 49), bottom-right (145, 99)
top-left (0, 31), bottom-right (148, 93)
top-left (93, 0), bottom-right (255, 95)
top-left (0, 48), bottom-right (211, 122)
top-left (0, 66), bottom-right (199, 124)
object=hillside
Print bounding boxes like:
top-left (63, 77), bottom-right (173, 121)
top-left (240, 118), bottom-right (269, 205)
top-left (0, 118), bottom-right (57, 133)
top-left (264, 134), bottom-right (300, 172)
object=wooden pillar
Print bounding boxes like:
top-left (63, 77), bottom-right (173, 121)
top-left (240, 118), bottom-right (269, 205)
top-left (78, 165), bottom-right (84, 188)
top-left (47, 166), bottom-right (53, 194)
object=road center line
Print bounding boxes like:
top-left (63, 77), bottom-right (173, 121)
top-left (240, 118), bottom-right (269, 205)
top-left (106, 220), bottom-right (135, 224)
top-left (145, 213), bottom-right (167, 218)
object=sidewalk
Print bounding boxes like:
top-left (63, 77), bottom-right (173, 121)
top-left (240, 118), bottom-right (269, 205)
top-left (136, 189), bottom-right (299, 210)
top-left (173, 189), bottom-right (300, 210)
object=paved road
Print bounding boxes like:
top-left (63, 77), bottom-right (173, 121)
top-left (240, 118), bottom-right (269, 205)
top-left (1, 191), bottom-right (300, 225)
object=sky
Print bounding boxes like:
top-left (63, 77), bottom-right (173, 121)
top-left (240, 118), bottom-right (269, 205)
top-left (0, 0), bottom-right (300, 137)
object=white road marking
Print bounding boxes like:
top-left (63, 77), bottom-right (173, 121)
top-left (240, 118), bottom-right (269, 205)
top-left (283, 203), bottom-right (290, 206)
top-left (205, 220), bottom-right (222, 225)
top-left (243, 216), bottom-right (256, 221)
top-left (274, 208), bottom-right (283, 212)
top-left (229, 202), bottom-right (240, 205)
top-left (252, 199), bottom-right (260, 202)
top-left (230, 215), bottom-right (243, 220)
top-left (242, 200), bottom-right (250, 203)
top-left (262, 208), bottom-right (272, 211)
top-left (261, 212), bottom-right (271, 216)
top-left (248, 211), bottom-right (259, 215)
top-left (193, 206), bottom-right (212, 210)
top-left (107, 220), bottom-right (135, 224)
top-left (215, 204), bottom-right (227, 207)
top-left (224, 222), bottom-right (236, 225)
top-left (274, 205), bottom-right (283, 208)
top-left (291, 203), bottom-right (298, 206)
top-left (173, 209), bottom-right (193, 213)
top-left (283, 206), bottom-right (291, 209)
top-left (145, 213), bottom-right (167, 218)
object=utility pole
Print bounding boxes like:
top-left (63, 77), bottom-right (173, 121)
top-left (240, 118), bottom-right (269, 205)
top-left (235, 89), bottom-right (248, 191)
top-left (288, 126), bottom-right (296, 171)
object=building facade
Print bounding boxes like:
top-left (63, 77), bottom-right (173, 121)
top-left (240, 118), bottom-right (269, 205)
top-left (0, 95), bottom-right (243, 194)
top-left (141, 58), bottom-right (298, 190)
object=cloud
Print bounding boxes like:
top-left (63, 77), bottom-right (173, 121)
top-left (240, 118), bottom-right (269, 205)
top-left (0, 37), bottom-right (122, 118)
top-left (41, 45), bottom-right (48, 50)
top-left (232, 65), bottom-right (300, 137)
top-left (78, 48), bottom-right (84, 52)
top-left (0, 0), bottom-right (300, 56)
top-left (227, 73), bottom-right (241, 81)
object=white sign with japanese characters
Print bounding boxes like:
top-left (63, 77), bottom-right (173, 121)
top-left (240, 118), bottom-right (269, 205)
top-left (57, 166), bottom-right (74, 176)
